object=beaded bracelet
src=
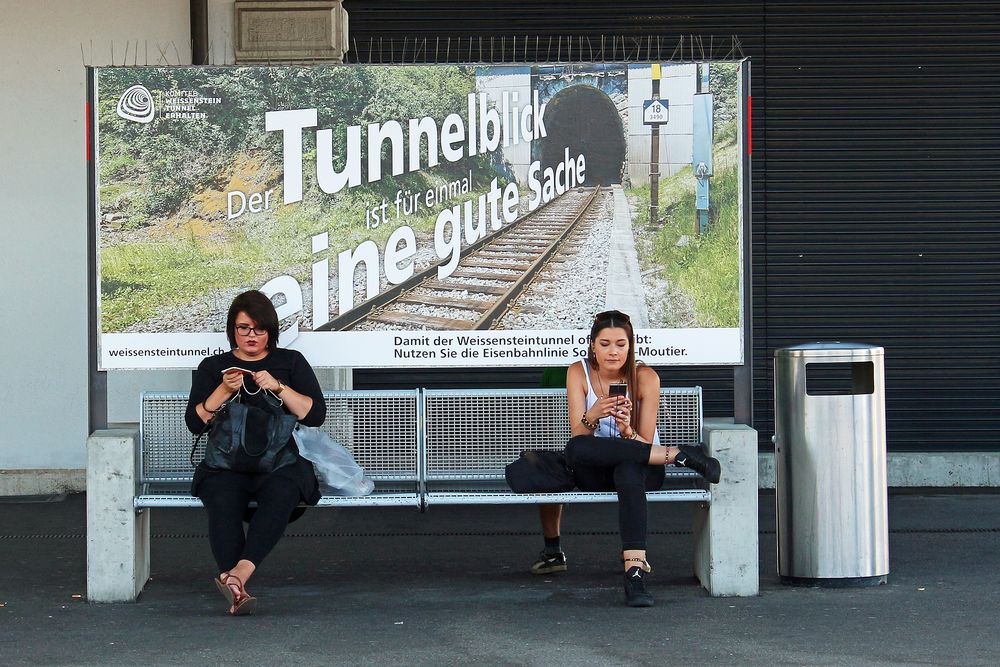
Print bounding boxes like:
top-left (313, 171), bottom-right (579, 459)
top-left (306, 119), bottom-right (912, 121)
top-left (201, 401), bottom-right (219, 415)
top-left (581, 414), bottom-right (599, 430)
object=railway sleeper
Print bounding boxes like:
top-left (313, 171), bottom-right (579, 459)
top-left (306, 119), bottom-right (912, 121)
top-left (423, 280), bottom-right (508, 295)
top-left (510, 305), bottom-right (547, 315)
top-left (475, 251), bottom-right (537, 261)
top-left (461, 259), bottom-right (532, 271)
top-left (371, 311), bottom-right (477, 330)
top-left (450, 269), bottom-right (518, 281)
top-left (487, 243), bottom-right (550, 252)
top-left (510, 231), bottom-right (562, 237)
top-left (400, 294), bottom-right (489, 311)
top-left (523, 222), bottom-right (573, 229)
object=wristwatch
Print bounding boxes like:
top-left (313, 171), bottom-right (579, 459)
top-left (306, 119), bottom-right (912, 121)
top-left (275, 381), bottom-right (285, 395)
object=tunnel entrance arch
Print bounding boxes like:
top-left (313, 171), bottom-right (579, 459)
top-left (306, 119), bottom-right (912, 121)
top-left (538, 85), bottom-right (626, 185)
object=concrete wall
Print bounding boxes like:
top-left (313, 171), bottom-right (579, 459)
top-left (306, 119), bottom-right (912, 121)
top-left (0, 0), bottom-right (191, 494)
top-left (758, 451), bottom-right (1000, 489)
top-left (626, 63), bottom-right (696, 185)
top-left (477, 68), bottom-right (533, 182)
top-left (207, 0), bottom-right (237, 65)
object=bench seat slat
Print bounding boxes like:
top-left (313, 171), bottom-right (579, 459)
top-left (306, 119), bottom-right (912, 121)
top-left (423, 468), bottom-right (701, 482)
top-left (135, 493), bottom-right (423, 509)
top-left (424, 490), bottom-right (711, 505)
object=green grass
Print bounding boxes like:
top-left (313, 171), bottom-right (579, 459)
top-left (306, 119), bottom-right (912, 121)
top-left (101, 232), bottom-right (273, 330)
top-left (630, 136), bottom-right (741, 328)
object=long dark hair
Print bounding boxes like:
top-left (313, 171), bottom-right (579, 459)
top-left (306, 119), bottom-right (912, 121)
top-left (587, 310), bottom-right (639, 429)
top-left (226, 290), bottom-right (279, 351)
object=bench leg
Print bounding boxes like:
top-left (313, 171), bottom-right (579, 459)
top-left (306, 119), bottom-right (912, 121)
top-left (86, 429), bottom-right (150, 602)
top-left (693, 420), bottom-right (759, 597)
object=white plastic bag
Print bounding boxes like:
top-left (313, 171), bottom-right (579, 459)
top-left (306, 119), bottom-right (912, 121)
top-left (292, 425), bottom-right (374, 496)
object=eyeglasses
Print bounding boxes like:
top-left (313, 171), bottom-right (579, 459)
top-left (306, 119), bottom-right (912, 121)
top-left (235, 325), bottom-right (267, 337)
top-left (594, 310), bottom-right (630, 323)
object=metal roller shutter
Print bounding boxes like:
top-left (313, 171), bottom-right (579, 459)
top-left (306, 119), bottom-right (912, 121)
top-left (760, 1), bottom-right (1000, 451)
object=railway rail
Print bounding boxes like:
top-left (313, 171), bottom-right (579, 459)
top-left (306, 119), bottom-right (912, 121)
top-left (318, 187), bottom-right (602, 331)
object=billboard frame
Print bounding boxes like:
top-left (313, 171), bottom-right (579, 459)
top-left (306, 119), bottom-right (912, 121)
top-left (85, 59), bottom-right (753, 430)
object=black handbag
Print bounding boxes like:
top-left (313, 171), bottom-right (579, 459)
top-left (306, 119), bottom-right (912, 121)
top-left (191, 389), bottom-right (299, 473)
top-left (505, 450), bottom-right (575, 493)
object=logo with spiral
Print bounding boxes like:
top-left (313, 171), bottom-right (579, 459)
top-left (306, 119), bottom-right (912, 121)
top-left (116, 85), bottom-right (155, 123)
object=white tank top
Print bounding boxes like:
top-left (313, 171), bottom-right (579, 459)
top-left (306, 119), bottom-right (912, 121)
top-left (580, 361), bottom-right (660, 444)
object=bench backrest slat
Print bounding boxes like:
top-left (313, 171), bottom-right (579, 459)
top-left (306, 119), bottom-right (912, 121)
top-left (422, 387), bottom-right (702, 478)
top-left (140, 390), bottom-right (420, 484)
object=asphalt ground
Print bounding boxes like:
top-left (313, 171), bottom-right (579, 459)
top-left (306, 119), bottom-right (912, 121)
top-left (1, 491), bottom-right (998, 666)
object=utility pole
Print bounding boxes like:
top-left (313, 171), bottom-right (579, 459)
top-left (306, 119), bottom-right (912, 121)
top-left (649, 64), bottom-right (661, 223)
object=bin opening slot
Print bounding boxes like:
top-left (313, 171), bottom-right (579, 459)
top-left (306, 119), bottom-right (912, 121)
top-left (805, 361), bottom-right (874, 396)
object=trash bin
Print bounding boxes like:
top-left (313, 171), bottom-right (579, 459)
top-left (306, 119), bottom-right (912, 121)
top-left (773, 342), bottom-right (888, 587)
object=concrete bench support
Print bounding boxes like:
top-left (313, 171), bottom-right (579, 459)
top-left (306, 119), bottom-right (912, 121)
top-left (693, 420), bottom-right (759, 597)
top-left (86, 429), bottom-right (149, 602)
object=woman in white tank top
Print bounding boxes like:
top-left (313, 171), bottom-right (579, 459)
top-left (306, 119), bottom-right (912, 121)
top-left (531, 310), bottom-right (720, 608)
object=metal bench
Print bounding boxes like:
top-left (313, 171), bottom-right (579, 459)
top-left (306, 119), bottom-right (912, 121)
top-left (86, 387), bottom-right (759, 601)
top-left (422, 388), bottom-right (710, 505)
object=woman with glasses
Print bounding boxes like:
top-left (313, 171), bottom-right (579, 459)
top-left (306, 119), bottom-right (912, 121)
top-left (185, 290), bottom-right (326, 615)
top-left (533, 310), bottom-right (720, 607)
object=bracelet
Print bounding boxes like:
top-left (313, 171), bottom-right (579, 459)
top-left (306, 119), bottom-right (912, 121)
top-left (628, 428), bottom-right (640, 440)
top-left (581, 414), bottom-right (599, 430)
top-left (274, 381), bottom-right (285, 395)
top-left (201, 401), bottom-right (219, 414)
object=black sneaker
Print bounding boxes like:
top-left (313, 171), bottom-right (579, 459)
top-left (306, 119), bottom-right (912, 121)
top-left (530, 550), bottom-right (568, 575)
top-left (675, 444), bottom-right (722, 484)
top-left (623, 566), bottom-right (654, 607)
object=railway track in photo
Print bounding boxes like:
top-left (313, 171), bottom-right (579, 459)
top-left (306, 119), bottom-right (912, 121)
top-left (318, 187), bottom-right (602, 331)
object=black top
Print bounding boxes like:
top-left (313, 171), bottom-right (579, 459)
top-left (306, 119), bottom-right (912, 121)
top-left (185, 347), bottom-right (326, 432)
top-left (186, 347), bottom-right (327, 504)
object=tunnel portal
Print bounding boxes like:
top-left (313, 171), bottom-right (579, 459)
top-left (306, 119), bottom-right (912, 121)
top-left (538, 85), bottom-right (626, 186)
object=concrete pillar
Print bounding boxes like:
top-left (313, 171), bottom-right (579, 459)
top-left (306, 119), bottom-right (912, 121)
top-left (317, 367), bottom-right (352, 390)
top-left (693, 420), bottom-right (759, 596)
top-left (86, 429), bottom-right (149, 602)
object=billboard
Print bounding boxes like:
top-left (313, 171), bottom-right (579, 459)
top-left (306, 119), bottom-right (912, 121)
top-left (90, 62), bottom-right (748, 369)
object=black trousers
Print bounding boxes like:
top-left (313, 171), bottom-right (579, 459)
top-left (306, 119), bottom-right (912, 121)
top-left (197, 470), bottom-right (302, 572)
top-left (565, 435), bottom-right (666, 551)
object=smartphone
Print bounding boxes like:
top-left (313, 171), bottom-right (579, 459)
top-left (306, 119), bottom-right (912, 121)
top-left (608, 383), bottom-right (628, 397)
top-left (221, 366), bottom-right (253, 376)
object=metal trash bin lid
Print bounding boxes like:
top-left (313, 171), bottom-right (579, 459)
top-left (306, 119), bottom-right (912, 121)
top-left (774, 342), bottom-right (884, 359)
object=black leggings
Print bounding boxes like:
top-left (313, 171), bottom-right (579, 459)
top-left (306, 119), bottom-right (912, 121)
top-left (197, 471), bottom-right (302, 572)
top-left (565, 435), bottom-right (666, 551)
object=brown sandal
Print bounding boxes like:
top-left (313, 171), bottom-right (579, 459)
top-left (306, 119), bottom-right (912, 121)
top-left (214, 573), bottom-right (235, 605)
top-left (216, 573), bottom-right (257, 616)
